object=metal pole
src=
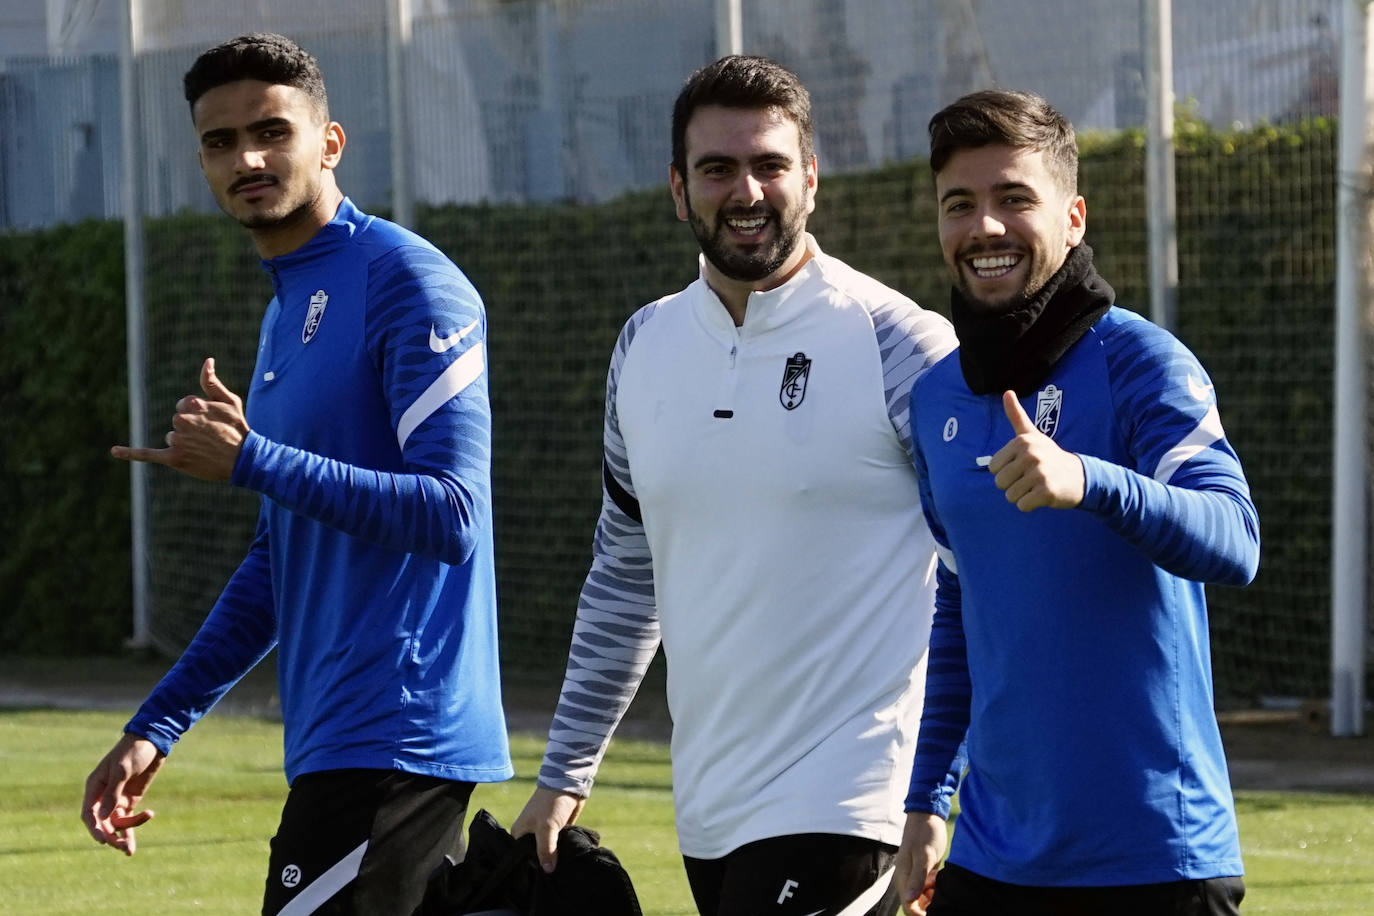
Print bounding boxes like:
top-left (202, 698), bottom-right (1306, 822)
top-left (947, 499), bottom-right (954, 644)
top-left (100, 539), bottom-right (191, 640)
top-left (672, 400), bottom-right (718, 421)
top-left (387, 0), bottom-right (414, 227)
top-left (1332, 0), bottom-right (1372, 738)
top-left (119, 0), bottom-right (151, 648)
top-left (1144, 0), bottom-right (1178, 332)
top-left (716, 0), bottom-right (742, 58)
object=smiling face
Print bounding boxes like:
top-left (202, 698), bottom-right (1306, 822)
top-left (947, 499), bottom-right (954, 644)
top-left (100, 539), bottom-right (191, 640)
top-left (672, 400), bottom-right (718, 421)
top-left (192, 79), bottom-right (344, 257)
top-left (935, 143), bottom-right (1085, 313)
top-left (670, 104), bottom-right (817, 300)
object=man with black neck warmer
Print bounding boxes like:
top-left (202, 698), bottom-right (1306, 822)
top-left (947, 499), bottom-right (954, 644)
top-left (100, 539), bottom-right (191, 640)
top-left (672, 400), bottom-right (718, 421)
top-left (893, 89), bottom-right (1260, 916)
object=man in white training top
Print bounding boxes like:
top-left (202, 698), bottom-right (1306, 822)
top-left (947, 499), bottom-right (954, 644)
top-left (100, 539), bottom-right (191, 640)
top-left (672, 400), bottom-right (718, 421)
top-left (513, 54), bottom-right (956, 916)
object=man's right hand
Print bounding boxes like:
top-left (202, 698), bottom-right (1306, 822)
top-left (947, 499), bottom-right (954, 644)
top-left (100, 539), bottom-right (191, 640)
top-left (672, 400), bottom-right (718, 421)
top-left (510, 785), bottom-right (586, 873)
top-left (895, 811), bottom-right (948, 915)
top-left (81, 733), bottom-right (164, 856)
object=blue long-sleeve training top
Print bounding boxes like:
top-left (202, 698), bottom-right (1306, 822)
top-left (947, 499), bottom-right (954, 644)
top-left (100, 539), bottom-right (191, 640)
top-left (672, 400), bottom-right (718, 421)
top-left (127, 198), bottom-right (513, 785)
top-left (906, 306), bottom-right (1259, 887)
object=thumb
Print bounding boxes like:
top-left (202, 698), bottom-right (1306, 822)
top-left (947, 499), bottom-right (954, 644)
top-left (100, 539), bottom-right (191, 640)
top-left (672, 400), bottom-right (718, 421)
top-left (1003, 390), bottom-right (1036, 435)
top-left (536, 824), bottom-right (559, 874)
top-left (200, 357), bottom-right (234, 403)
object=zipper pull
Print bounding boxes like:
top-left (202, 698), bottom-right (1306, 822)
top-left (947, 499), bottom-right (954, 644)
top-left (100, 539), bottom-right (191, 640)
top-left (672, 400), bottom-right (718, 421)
top-left (729, 344), bottom-right (737, 368)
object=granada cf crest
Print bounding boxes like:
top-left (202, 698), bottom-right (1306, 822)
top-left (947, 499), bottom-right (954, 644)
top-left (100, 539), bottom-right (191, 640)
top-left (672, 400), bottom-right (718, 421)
top-left (1034, 384), bottom-right (1062, 437)
top-left (302, 289), bottom-right (329, 343)
top-left (780, 352), bottom-right (811, 410)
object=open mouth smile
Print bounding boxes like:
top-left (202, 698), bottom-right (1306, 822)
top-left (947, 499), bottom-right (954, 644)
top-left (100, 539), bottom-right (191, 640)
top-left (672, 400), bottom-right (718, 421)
top-left (968, 253), bottom-right (1021, 278)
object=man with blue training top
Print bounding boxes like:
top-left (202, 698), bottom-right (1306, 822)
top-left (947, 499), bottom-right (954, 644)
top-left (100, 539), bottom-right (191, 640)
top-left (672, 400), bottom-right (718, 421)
top-left (80, 33), bottom-right (512, 915)
top-left (895, 89), bottom-right (1260, 915)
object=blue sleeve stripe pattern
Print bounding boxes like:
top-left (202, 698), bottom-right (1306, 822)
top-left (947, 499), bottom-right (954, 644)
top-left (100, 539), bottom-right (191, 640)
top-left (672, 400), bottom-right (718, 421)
top-left (869, 299), bottom-right (957, 456)
top-left (370, 246), bottom-right (491, 477)
top-left (125, 519), bottom-right (277, 754)
top-left (905, 561), bottom-right (969, 816)
top-left (1079, 453), bottom-right (1259, 585)
top-left (904, 408), bottom-right (970, 816)
top-left (538, 304), bottom-right (662, 796)
top-left (1078, 315), bottom-right (1260, 586)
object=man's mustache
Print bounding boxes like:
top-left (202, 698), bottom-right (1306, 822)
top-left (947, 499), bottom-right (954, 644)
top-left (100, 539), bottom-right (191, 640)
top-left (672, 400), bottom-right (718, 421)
top-left (228, 175), bottom-right (279, 193)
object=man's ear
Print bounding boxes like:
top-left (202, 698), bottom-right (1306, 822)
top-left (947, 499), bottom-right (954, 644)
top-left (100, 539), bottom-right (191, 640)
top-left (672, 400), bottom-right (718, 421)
top-left (1066, 193), bottom-right (1086, 247)
top-left (322, 121), bottom-right (345, 171)
top-left (670, 165), bottom-right (688, 221)
top-left (805, 154), bottom-right (818, 216)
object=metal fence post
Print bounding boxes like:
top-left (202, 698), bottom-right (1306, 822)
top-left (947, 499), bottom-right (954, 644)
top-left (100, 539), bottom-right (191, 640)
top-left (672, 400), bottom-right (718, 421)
top-left (1332, 0), bottom-right (1373, 738)
top-left (1145, 0), bottom-right (1178, 333)
top-left (119, 0), bottom-right (150, 649)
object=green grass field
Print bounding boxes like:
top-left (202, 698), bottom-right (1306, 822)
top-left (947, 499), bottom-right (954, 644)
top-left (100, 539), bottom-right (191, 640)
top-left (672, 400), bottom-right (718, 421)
top-left (2, 709), bottom-right (1371, 914)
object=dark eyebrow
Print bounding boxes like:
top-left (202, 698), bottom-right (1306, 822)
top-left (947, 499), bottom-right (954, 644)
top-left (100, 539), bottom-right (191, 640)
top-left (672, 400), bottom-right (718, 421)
top-left (690, 151), bottom-right (795, 171)
top-left (199, 117), bottom-right (293, 145)
top-left (691, 153), bottom-right (736, 171)
top-left (938, 180), bottom-right (1035, 205)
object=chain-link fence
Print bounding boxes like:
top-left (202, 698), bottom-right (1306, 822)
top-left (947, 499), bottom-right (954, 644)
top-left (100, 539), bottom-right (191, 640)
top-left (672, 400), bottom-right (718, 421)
top-left (1, 0), bottom-right (1360, 705)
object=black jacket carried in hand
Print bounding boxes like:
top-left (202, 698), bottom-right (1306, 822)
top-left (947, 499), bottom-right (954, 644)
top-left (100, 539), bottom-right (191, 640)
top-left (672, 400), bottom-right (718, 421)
top-left (413, 809), bottom-right (642, 916)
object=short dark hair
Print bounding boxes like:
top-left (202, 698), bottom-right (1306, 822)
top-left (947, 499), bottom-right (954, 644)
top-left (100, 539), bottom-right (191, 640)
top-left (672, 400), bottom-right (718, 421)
top-left (671, 55), bottom-right (814, 179)
top-left (928, 89), bottom-right (1077, 194)
top-left (183, 33), bottom-right (328, 120)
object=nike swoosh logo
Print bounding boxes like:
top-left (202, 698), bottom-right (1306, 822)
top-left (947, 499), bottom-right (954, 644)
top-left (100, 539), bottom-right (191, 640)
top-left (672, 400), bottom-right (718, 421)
top-left (801, 911), bottom-right (825, 916)
top-left (429, 319), bottom-right (481, 353)
top-left (1187, 374), bottom-right (1214, 402)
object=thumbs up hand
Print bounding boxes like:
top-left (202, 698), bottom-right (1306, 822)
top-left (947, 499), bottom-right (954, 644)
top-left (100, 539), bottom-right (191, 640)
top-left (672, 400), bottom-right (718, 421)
top-left (986, 390), bottom-right (1085, 512)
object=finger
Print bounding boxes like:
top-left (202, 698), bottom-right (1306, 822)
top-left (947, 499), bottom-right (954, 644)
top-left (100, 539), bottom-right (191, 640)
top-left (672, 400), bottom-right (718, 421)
top-left (81, 772), bottom-right (107, 838)
top-left (1014, 492), bottom-right (1041, 514)
top-left (84, 801), bottom-right (112, 843)
top-left (110, 445), bottom-right (174, 466)
top-left (536, 822), bottom-right (560, 874)
top-left (201, 357), bottom-right (237, 405)
top-left (995, 463), bottom-right (1024, 498)
top-left (114, 823), bottom-right (137, 856)
top-left (1003, 390), bottom-right (1036, 436)
top-left (986, 442), bottom-right (1015, 475)
top-left (110, 809), bottom-right (154, 831)
top-left (1002, 472), bottom-right (1042, 511)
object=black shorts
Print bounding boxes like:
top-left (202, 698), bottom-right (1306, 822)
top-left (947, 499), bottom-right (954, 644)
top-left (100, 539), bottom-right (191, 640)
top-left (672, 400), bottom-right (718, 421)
top-left (261, 768), bottom-right (475, 916)
top-left (927, 862), bottom-right (1246, 916)
top-left (683, 833), bottom-right (899, 916)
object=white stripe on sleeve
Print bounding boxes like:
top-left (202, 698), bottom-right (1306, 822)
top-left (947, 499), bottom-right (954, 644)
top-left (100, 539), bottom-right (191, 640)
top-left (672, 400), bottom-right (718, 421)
top-left (397, 343), bottom-right (485, 450)
top-left (1153, 404), bottom-right (1223, 484)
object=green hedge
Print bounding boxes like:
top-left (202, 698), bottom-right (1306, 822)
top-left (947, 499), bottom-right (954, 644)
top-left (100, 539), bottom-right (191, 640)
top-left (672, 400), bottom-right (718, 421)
top-left (0, 220), bottom-right (132, 652)
top-left (0, 118), bottom-right (1347, 701)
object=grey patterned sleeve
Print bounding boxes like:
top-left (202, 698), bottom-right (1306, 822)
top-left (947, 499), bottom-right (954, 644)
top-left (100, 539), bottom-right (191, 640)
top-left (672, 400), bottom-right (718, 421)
top-left (871, 299), bottom-right (957, 457)
top-left (537, 304), bottom-right (662, 796)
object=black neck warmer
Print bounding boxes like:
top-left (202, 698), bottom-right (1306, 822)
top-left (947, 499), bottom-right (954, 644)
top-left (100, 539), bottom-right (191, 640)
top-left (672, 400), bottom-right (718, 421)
top-left (951, 242), bottom-right (1114, 396)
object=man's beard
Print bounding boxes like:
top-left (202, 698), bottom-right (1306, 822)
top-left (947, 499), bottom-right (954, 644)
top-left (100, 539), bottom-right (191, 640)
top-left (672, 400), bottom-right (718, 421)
top-left (687, 199), bottom-right (806, 283)
top-left (951, 244), bottom-right (1058, 314)
top-left (224, 177), bottom-right (320, 233)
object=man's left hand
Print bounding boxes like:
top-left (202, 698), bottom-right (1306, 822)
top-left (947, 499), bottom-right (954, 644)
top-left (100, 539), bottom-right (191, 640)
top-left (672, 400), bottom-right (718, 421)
top-left (987, 390), bottom-right (1084, 512)
top-left (111, 358), bottom-right (250, 482)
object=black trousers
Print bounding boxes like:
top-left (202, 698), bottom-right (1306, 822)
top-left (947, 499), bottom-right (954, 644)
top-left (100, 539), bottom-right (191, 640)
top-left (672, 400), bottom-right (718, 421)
top-left (261, 768), bottom-right (475, 915)
top-left (927, 863), bottom-right (1245, 916)
top-left (683, 832), bottom-right (900, 916)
